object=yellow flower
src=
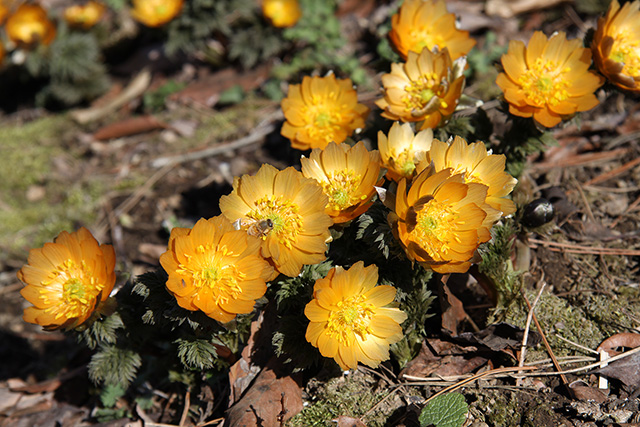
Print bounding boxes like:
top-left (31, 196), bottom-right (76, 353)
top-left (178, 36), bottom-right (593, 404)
top-left (496, 31), bottom-right (604, 128)
top-left (304, 261), bottom-right (407, 370)
top-left (219, 164), bottom-right (333, 278)
top-left (262, 0), bottom-right (301, 28)
top-left (375, 47), bottom-right (465, 130)
top-left (378, 122), bottom-right (433, 182)
top-left (301, 142), bottom-right (382, 223)
top-left (391, 167), bottom-right (501, 274)
top-left (5, 4), bottom-right (56, 49)
top-left (421, 136), bottom-right (517, 217)
top-left (281, 74), bottom-right (370, 150)
top-left (131, 0), bottom-right (184, 27)
top-left (159, 216), bottom-right (273, 323)
top-left (389, 0), bottom-right (475, 61)
top-left (592, 0), bottom-right (640, 92)
top-left (17, 228), bottom-right (116, 331)
top-left (64, 1), bottom-right (106, 30)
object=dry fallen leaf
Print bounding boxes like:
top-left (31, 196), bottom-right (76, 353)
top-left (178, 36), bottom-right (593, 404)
top-left (439, 275), bottom-right (468, 336)
top-left (225, 360), bottom-right (303, 427)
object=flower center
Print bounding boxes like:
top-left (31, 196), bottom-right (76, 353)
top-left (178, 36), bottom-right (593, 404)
top-left (611, 35), bottom-right (640, 77)
top-left (410, 31), bottom-right (444, 55)
top-left (326, 294), bottom-right (374, 344)
top-left (401, 73), bottom-right (448, 114)
top-left (248, 195), bottom-right (304, 249)
top-left (41, 259), bottom-right (101, 320)
top-left (177, 244), bottom-right (244, 305)
top-left (517, 58), bottom-right (570, 107)
top-left (391, 149), bottom-right (417, 178)
top-left (410, 199), bottom-right (463, 260)
top-left (321, 170), bottom-right (366, 211)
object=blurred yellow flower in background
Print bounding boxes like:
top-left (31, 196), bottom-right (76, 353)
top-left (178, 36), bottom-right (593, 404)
top-left (496, 31), bottom-right (604, 128)
top-left (17, 228), bottom-right (116, 331)
top-left (592, 0), bottom-right (640, 92)
top-left (422, 136), bottom-right (517, 217)
top-left (219, 164), bottom-right (333, 278)
top-left (64, 1), bottom-right (106, 30)
top-left (131, 0), bottom-right (184, 27)
top-left (5, 4), bottom-right (56, 48)
top-left (262, 0), bottom-right (301, 28)
top-left (160, 216), bottom-right (273, 323)
top-left (281, 74), bottom-right (370, 150)
top-left (389, 0), bottom-right (475, 61)
top-left (301, 142), bottom-right (382, 223)
top-left (378, 122), bottom-right (433, 182)
top-left (376, 48), bottom-right (465, 130)
top-left (392, 167), bottom-right (500, 274)
top-left (304, 262), bottom-right (407, 370)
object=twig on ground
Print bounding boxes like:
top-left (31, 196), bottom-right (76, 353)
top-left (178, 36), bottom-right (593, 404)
top-left (518, 279), bottom-right (546, 373)
top-left (532, 147), bottom-right (628, 170)
top-left (96, 162), bottom-right (175, 239)
top-left (522, 290), bottom-right (569, 386)
top-left (179, 388), bottom-right (191, 427)
top-left (584, 156), bottom-right (640, 187)
top-left (528, 238), bottom-right (640, 256)
top-left (422, 366), bottom-right (537, 404)
top-left (71, 69), bottom-right (152, 124)
top-left (518, 345), bottom-right (640, 377)
top-left (555, 335), bottom-right (599, 355)
top-left (150, 110), bottom-right (282, 168)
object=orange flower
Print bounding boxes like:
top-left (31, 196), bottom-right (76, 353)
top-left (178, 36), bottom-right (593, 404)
top-left (301, 142), bottom-right (382, 223)
top-left (421, 136), bottom-right (517, 216)
top-left (304, 262), bottom-right (407, 370)
top-left (496, 31), bottom-right (604, 128)
top-left (219, 164), bottom-right (333, 278)
top-left (375, 48), bottom-right (465, 130)
top-left (378, 122), bottom-right (433, 182)
top-left (391, 167), bottom-right (500, 274)
top-left (5, 4), bottom-right (56, 49)
top-left (159, 216), bottom-right (273, 323)
top-left (262, 0), bottom-right (301, 28)
top-left (64, 1), bottom-right (106, 30)
top-left (592, 0), bottom-right (640, 92)
top-left (17, 228), bottom-right (116, 331)
top-left (131, 0), bottom-right (184, 27)
top-left (389, 0), bottom-right (475, 61)
top-left (281, 74), bottom-right (370, 150)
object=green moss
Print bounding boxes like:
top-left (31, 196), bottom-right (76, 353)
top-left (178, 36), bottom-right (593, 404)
top-left (468, 389), bottom-right (520, 426)
top-left (0, 115), bottom-right (104, 265)
top-left (288, 372), bottom-right (400, 427)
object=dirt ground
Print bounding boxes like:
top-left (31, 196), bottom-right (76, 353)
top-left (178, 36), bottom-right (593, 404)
top-left (1, 1), bottom-right (640, 426)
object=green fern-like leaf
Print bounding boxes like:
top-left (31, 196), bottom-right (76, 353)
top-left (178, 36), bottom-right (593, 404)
top-left (175, 337), bottom-right (221, 370)
top-left (88, 345), bottom-right (142, 387)
top-left (80, 312), bottom-right (124, 349)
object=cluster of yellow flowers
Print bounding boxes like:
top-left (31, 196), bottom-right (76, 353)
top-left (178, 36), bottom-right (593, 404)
top-left (17, 0), bottom-right (640, 372)
top-left (0, 0), bottom-right (186, 64)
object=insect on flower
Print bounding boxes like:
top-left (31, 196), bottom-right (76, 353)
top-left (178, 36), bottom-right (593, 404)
top-left (233, 217), bottom-right (275, 239)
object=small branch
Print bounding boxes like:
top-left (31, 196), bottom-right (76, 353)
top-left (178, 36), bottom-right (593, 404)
top-left (518, 280), bottom-right (546, 372)
top-left (522, 290), bottom-right (568, 386)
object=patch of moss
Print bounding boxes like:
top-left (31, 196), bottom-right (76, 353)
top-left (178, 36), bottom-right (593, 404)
top-left (468, 388), bottom-right (520, 426)
top-left (288, 371), bottom-right (398, 427)
top-left (503, 290), bottom-right (606, 357)
top-left (0, 115), bottom-right (105, 265)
